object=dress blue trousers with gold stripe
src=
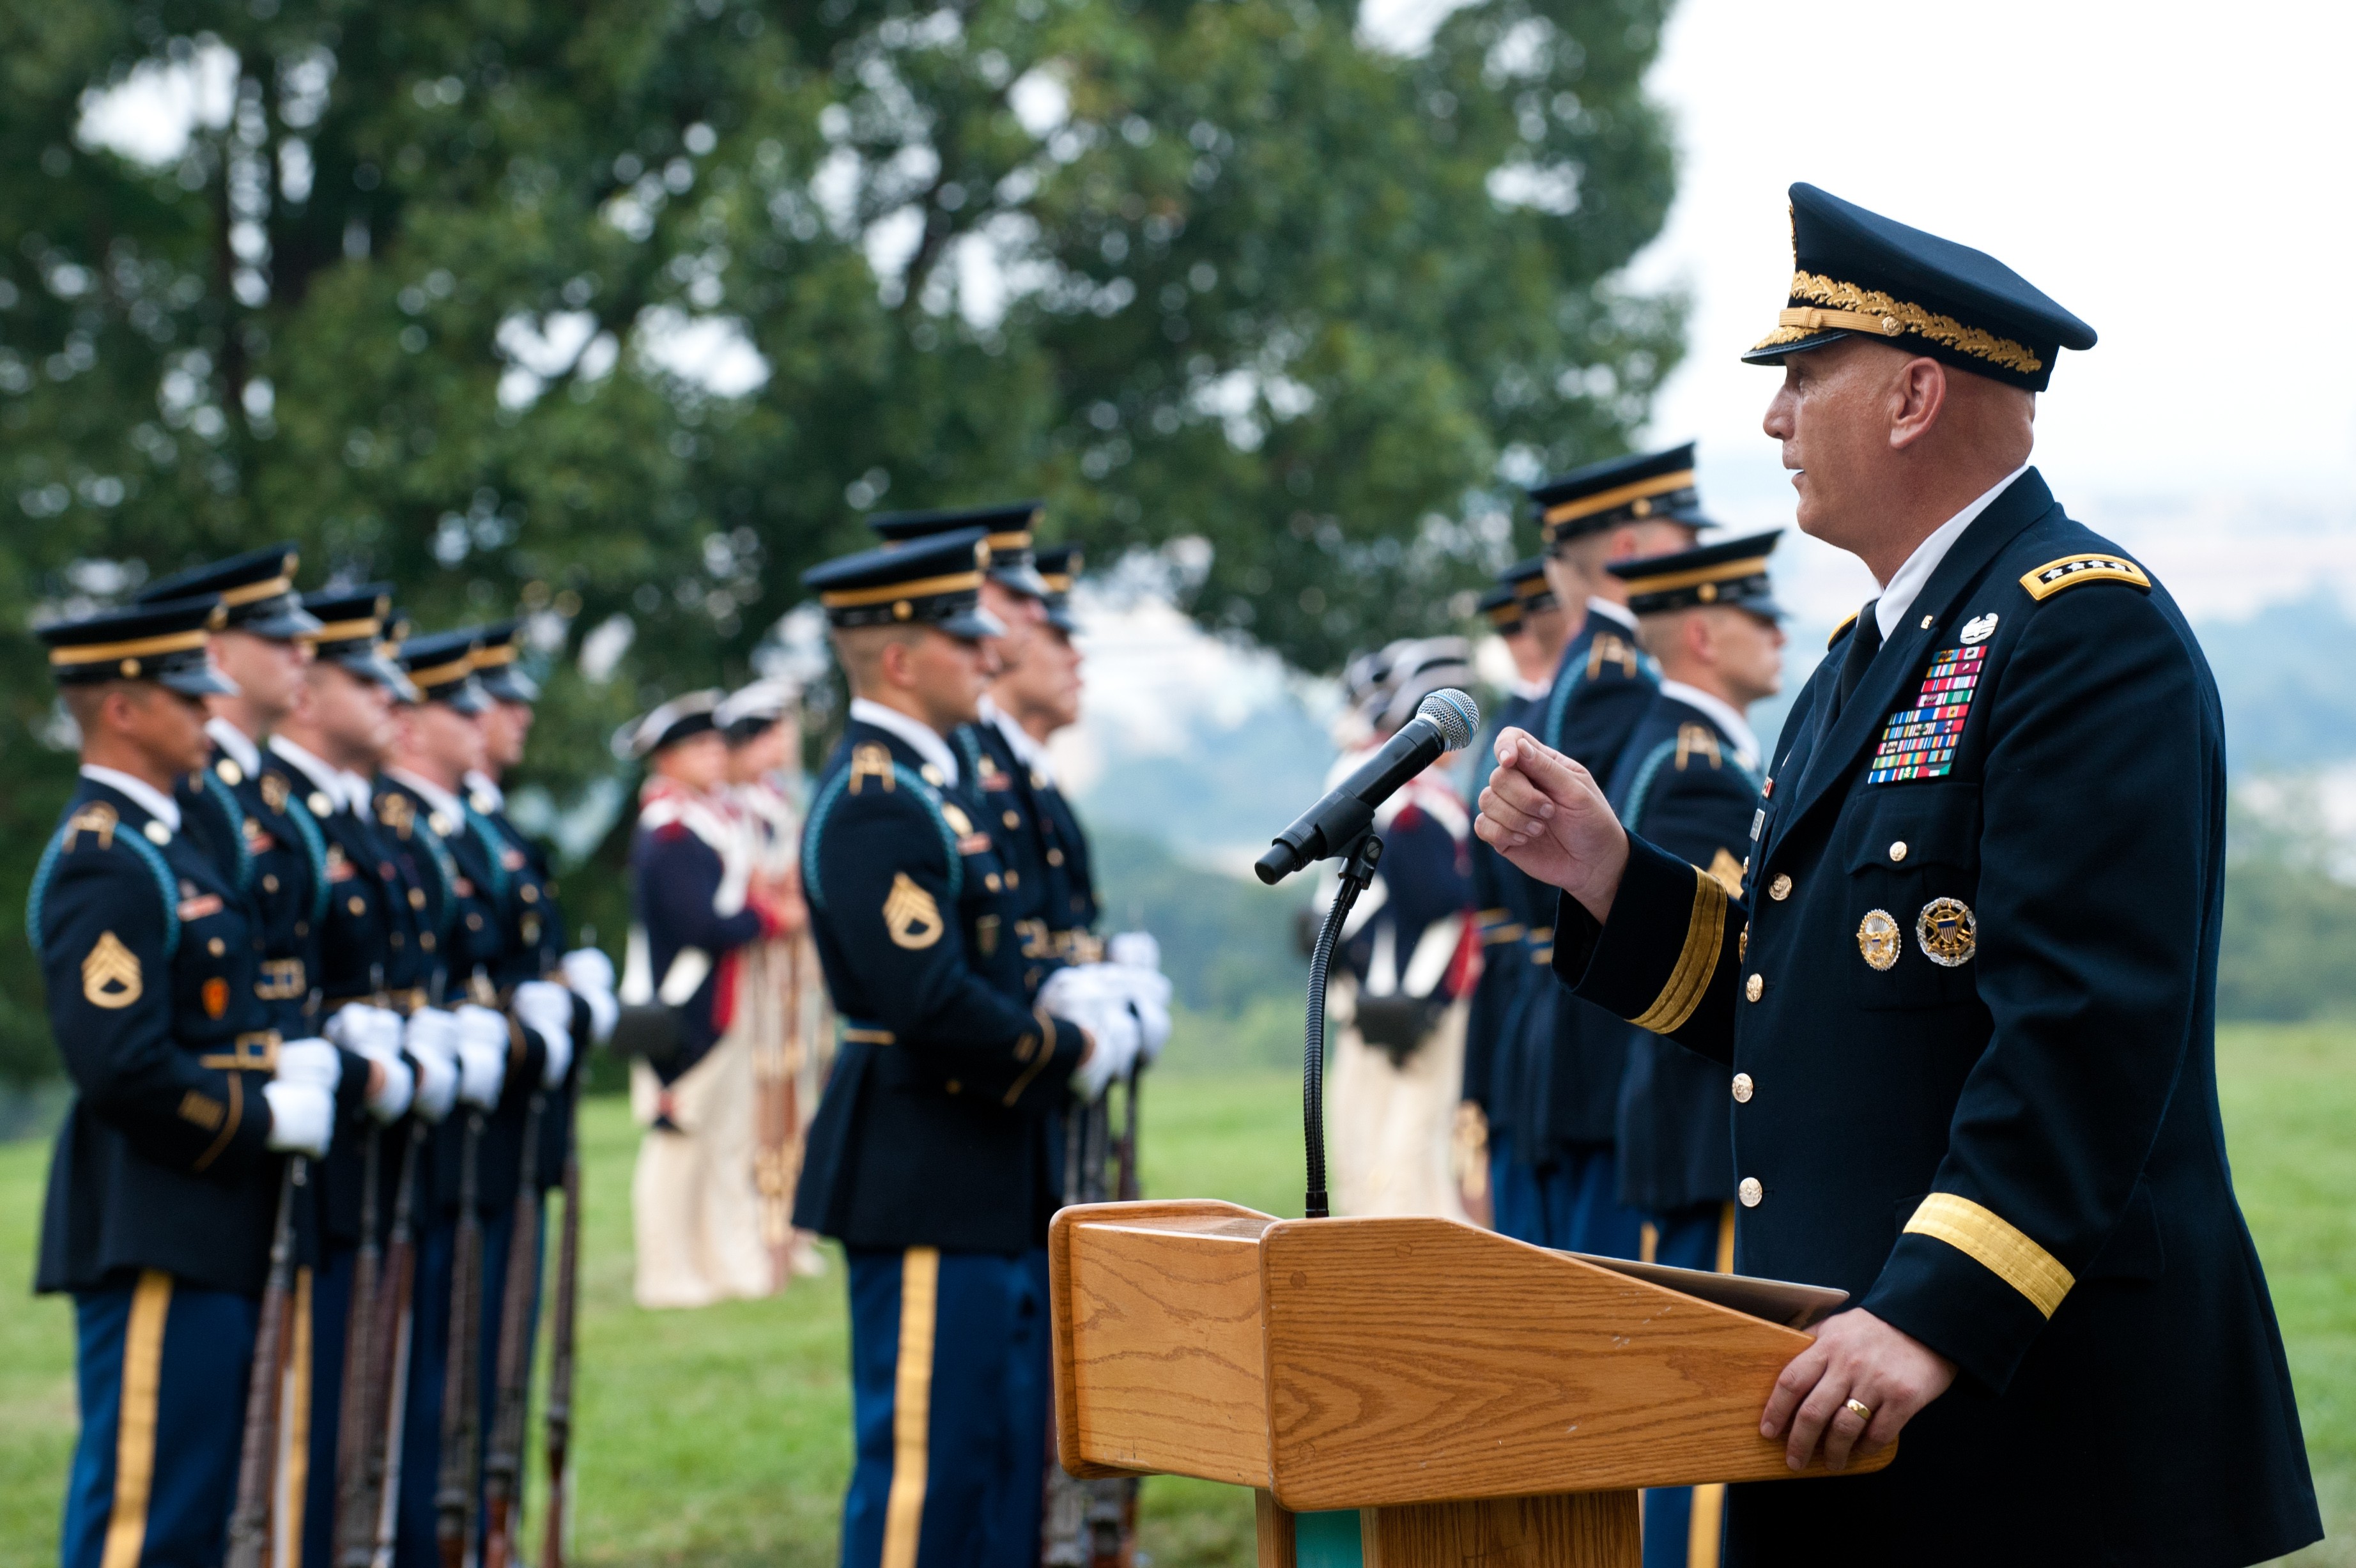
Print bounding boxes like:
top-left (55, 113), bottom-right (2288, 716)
top-left (63, 1271), bottom-right (256, 1568)
top-left (842, 1247), bottom-right (1050, 1568)
top-left (1640, 1203), bottom-right (1734, 1568)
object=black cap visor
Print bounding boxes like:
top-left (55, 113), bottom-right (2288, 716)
top-left (160, 661), bottom-right (240, 699)
top-left (233, 602), bottom-right (326, 641)
top-left (987, 561), bottom-right (1052, 600)
top-left (943, 604), bottom-right (1009, 642)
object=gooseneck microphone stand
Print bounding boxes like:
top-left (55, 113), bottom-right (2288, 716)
top-left (1299, 831), bottom-right (1382, 1220)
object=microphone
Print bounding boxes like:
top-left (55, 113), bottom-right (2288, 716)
top-left (1255, 688), bottom-right (1480, 885)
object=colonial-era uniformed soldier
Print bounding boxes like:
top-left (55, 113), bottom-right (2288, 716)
top-left (1463, 560), bottom-right (1565, 1239)
top-left (620, 690), bottom-right (787, 1307)
top-left (1513, 449), bottom-right (1703, 1257)
top-left (380, 629), bottom-right (570, 1568)
top-left (1479, 183), bottom-right (2321, 1561)
top-left (135, 545), bottom-right (330, 1040)
top-left (792, 530), bottom-right (1137, 1568)
top-left (270, 586), bottom-right (445, 1568)
top-left (33, 597), bottom-right (354, 1568)
top-left (1598, 533), bottom-right (1787, 1568)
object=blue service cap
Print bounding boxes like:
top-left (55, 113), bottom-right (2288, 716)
top-left (1033, 543), bottom-right (1083, 634)
top-left (803, 528), bottom-right (1006, 642)
top-left (1744, 183), bottom-right (2095, 392)
top-left (299, 584), bottom-right (417, 700)
top-left (1608, 530), bottom-right (1786, 620)
top-left (1529, 444), bottom-right (1709, 547)
top-left (138, 542), bottom-right (321, 641)
top-left (40, 595), bottom-right (238, 698)
top-left (869, 501), bottom-right (1052, 599)
top-left (393, 628), bottom-right (489, 714)
top-left (461, 619), bottom-right (539, 703)
top-left (1477, 581), bottom-right (1524, 633)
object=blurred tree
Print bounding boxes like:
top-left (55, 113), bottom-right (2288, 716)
top-left (0, 0), bottom-right (1681, 1079)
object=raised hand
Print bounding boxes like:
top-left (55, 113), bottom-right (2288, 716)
top-left (1472, 727), bottom-right (1633, 921)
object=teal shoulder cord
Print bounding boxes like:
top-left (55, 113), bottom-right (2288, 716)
top-left (804, 763), bottom-right (964, 911)
top-left (277, 783), bottom-right (332, 925)
top-left (26, 821), bottom-right (183, 960)
top-left (201, 771), bottom-right (256, 891)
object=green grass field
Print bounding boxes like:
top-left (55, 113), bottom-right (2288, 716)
top-left (3, 1027), bottom-right (2350, 1565)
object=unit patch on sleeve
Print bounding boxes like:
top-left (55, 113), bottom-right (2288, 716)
top-left (1867, 643), bottom-right (1985, 783)
top-left (2020, 553), bottom-right (2150, 601)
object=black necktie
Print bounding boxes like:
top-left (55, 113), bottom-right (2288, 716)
top-left (1819, 601), bottom-right (1883, 735)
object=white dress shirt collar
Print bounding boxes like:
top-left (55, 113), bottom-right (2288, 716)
top-left (1873, 463), bottom-right (2031, 641)
top-left (1586, 596), bottom-right (1638, 634)
top-left (268, 735), bottom-right (345, 809)
top-left (1508, 677), bottom-right (1551, 703)
top-left (1657, 680), bottom-right (1761, 773)
top-left (465, 770), bottom-right (505, 812)
top-left (81, 765), bottom-right (182, 830)
top-left (205, 716), bottom-right (262, 778)
top-left (849, 698), bottom-right (959, 787)
top-left (983, 699), bottom-right (1056, 788)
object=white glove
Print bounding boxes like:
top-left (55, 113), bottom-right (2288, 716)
top-left (265, 1036), bottom-right (342, 1157)
top-left (1040, 967), bottom-right (1141, 1101)
top-left (325, 1003), bottom-right (404, 1061)
top-left (1105, 935), bottom-right (1174, 1063)
top-left (562, 947), bottom-right (620, 1046)
top-left (403, 1009), bottom-right (461, 1123)
top-left (327, 1004), bottom-right (417, 1123)
top-left (452, 1004), bottom-right (511, 1109)
top-left (512, 980), bottom-right (575, 1089)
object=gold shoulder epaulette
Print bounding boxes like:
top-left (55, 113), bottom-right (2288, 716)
top-left (1827, 610), bottom-right (1859, 650)
top-left (2020, 553), bottom-right (2151, 601)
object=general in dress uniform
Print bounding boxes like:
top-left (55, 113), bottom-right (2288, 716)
top-left (1486, 183), bottom-right (2321, 1563)
top-left (1520, 450), bottom-right (1700, 1256)
top-left (1599, 534), bottom-right (1788, 1568)
top-left (791, 530), bottom-right (1137, 1568)
top-left (33, 597), bottom-right (350, 1568)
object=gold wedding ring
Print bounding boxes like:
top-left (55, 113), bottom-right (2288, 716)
top-left (1843, 1397), bottom-right (1873, 1422)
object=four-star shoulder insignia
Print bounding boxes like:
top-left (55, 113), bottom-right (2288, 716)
top-left (82, 932), bottom-right (142, 1009)
top-left (2021, 553), bottom-right (2150, 601)
top-left (882, 873), bottom-right (944, 949)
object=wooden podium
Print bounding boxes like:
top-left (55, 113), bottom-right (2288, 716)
top-left (1048, 1201), bottom-right (1893, 1567)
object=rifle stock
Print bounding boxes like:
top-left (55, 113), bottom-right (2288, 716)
top-left (362, 1121), bottom-right (428, 1568)
top-left (537, 1073), bottom-right (583, 1568)
top-left (482, 1094), bottom-right (546, 1568)
top-left (330, 1125), bottom-right (385, 1563)
top-left (436, 1111), bottom-right (487, 1568)
top-left (227, 1157), bottom-right (305, 1568)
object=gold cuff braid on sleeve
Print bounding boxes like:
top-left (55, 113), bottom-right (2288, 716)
top-left (1628, 868), bottom-right (1727, 1034)
top-left (1905, 1192), bottom-right (2075, 1318)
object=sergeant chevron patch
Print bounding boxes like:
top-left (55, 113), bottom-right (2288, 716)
top-left (883, 873), bottom-right (944, 950)
top-left (1867, 644), bottom-right (1985, 783)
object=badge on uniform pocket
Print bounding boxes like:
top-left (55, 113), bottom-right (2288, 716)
top-left (883, 873), bottom-right (944, 950)
top-left (1856, 909), bottom-right (1900, 971)
top-left (1916, 898), bottom-right (1976, 966)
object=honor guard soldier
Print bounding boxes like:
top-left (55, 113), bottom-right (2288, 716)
top-left (792, 530), bottom-right (1139, 1568)
top-left (1597, 533), bottom-right (1788, 1566)
top-left (134, 545), bottom-right (331, 1040)
top-left (1020, 544), bottom-right (1105, 960)
top-left (868, 502), bottom-right (1072, 988)
top-left (33, 597), bottom-right (354, 1568)
top-left (1480, 184), bottom-right (2321, 1562)
top-left (268, 587), bottom-right (443, 1568)
top-left (1516, 449), bottom-right (1702, 1256)
top-left (1462, 560), bottom-right (1566, 1236)
top-left (380, 629), bottom-right (572, 1568)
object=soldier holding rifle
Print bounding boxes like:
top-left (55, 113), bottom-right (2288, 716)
top-left (31, 596), bottom-right (357, 1568)
top-left (1477, 184), bottom-right (2320, 1562)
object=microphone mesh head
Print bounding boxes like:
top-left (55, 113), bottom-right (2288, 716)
top-left (1417, 688), bottom-right (1479, 751)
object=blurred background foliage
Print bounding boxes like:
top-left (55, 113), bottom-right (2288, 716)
top-left (0, 0), bottom-right (1685, 1081)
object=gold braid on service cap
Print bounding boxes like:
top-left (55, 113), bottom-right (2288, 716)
top-left (1753, 272), bottom-right (2045, 376)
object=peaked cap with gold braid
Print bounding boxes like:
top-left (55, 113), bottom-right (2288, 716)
top-left (136, 541), bottom-right (321, 640)
top-left (1528, 443), bottom-right (1709, 548)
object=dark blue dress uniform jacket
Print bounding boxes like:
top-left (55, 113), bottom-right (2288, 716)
top-left (627, 787), bottom-right (766, 1084)
top-left (957, 717), bottom-right (1068, 987)
top-left (33, 780), bottom-right (291, 1295)
top-left (792, 719), bottom-right (1088, 1254)
top-left (1604, 693), bottom-right (1752, 1215)
top-left (1552, 471), bottom-right (2320, 1563)
top-left (180, 741), bottom-right (330, 1036)
top-left (1526, 609), bottom-right (1658, 1155)
top-left (376, 777), bottom-right (550, 1218)
top-left (473, 790), bottom-right (578, 1191)
top-left (1461, 692), bottom-right (1536, 1130)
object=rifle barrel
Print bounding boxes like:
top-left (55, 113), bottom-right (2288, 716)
top-left (538, 1074), bottom-right (583, 1568)
top-left (331, 1125), bottom-right (385, 1561)
top-left (436, 1112), bottom-right (487, 1568)
top-left (482, 1095), bottom-right (547, 1568)
top-left (364, 1121), bottom-right (428, 1568)
top-left (227, 1157), bottom-right (305, 1568)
